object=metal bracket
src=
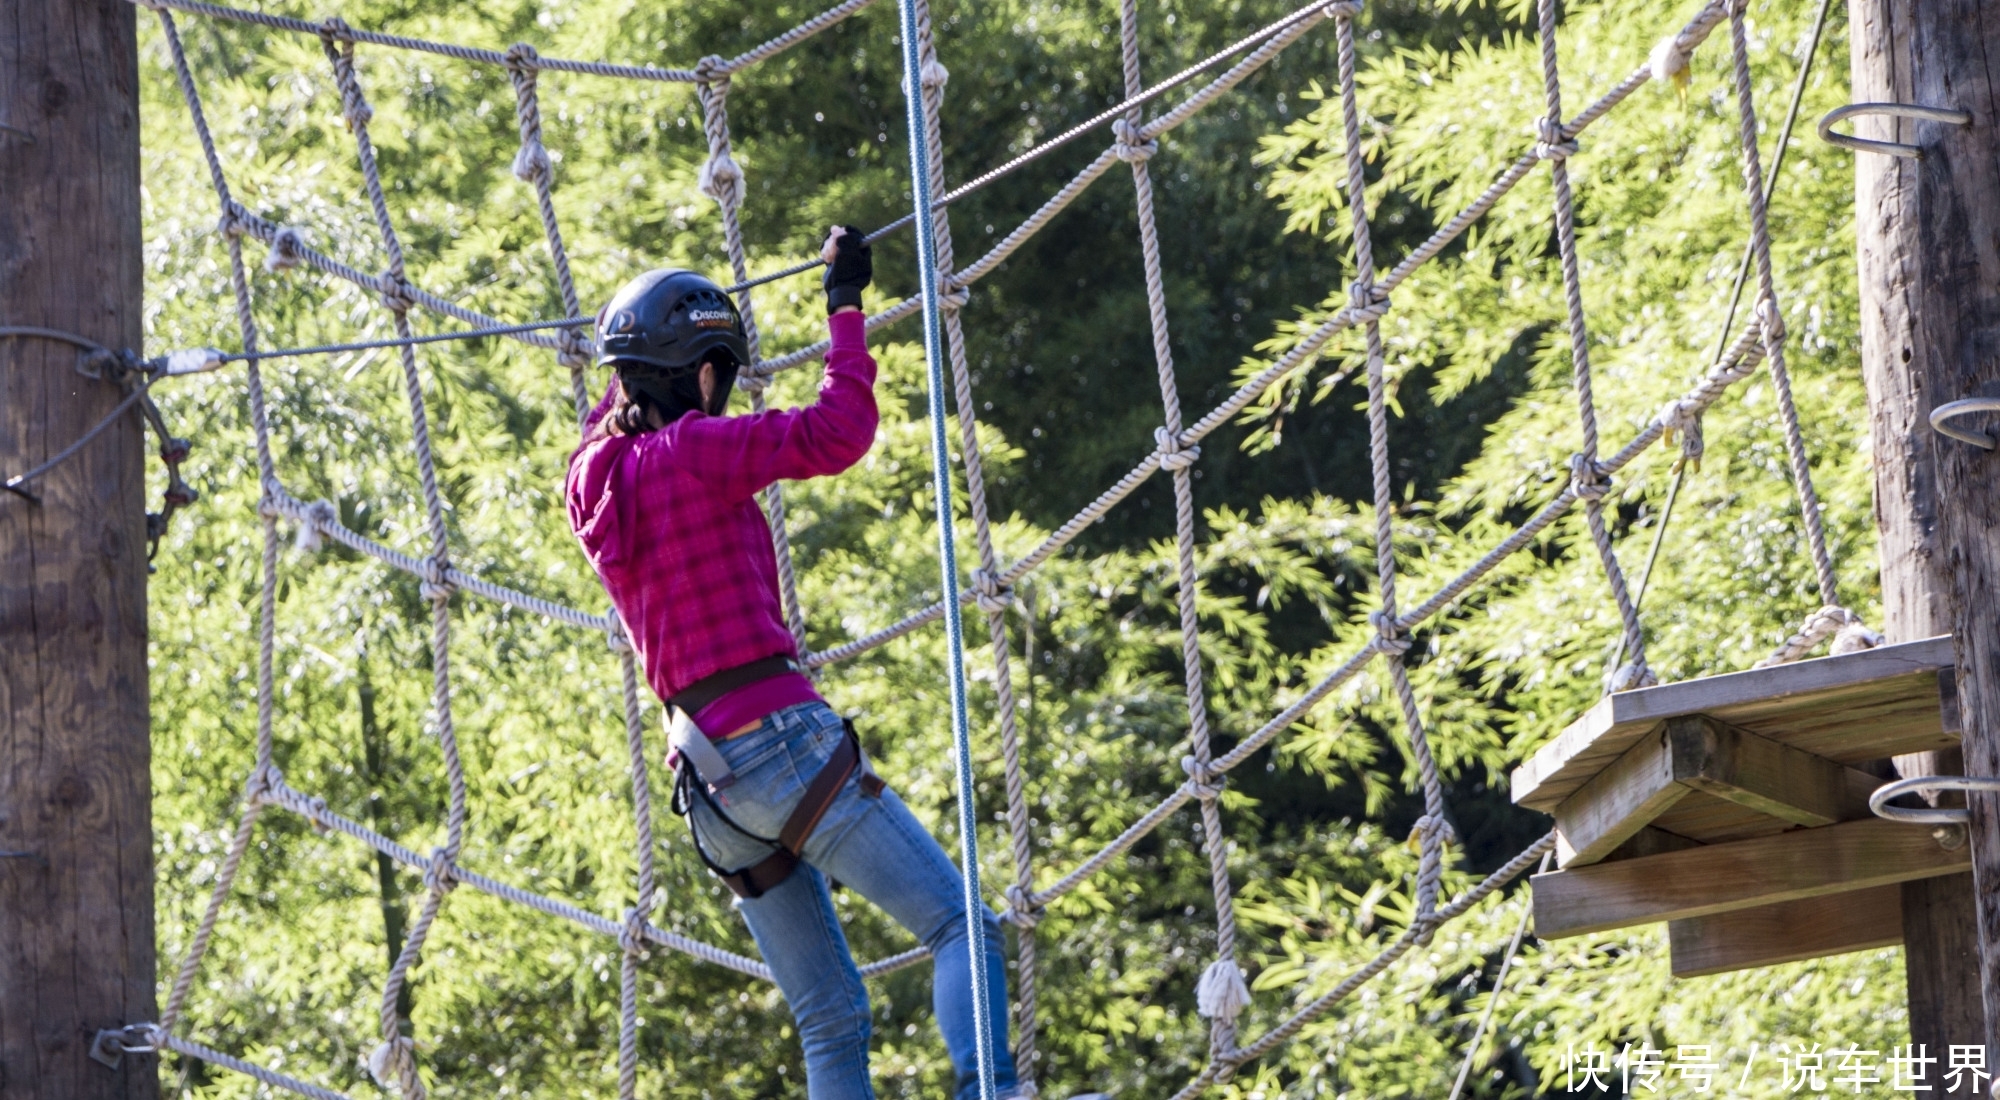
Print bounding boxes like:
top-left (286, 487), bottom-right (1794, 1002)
top-left (1869, 774), bottom-right (2000, 826)
top-left (1930, 396), bottom-right (2000, 450)
top-left (1818, 102), bottom-right (1970, 158)
top-left (88, 1024), bottom-right (156, 1069)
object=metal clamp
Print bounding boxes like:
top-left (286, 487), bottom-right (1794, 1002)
top-left (1869, 774), bottom-right (2000, 826)
top-left (1930, 396), bottom-right (2000, 450)
top-left (1818, 102), bottom-right (1971, 159)
top-left (89, 1024), bottom-right (158, 1069)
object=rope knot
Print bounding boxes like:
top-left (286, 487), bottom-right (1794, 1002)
top-left (694, 55), bottom-right (730, 84)
top-left (605, 611), bottom-right (632, 653)
top-left (504, 42), bottom-right (541, 73)
top-left (735, 367), bottom-right (770, 396)
top-left (1658, 398), bottom-right (1706, 470)
top-left (303, 793), bottom-right (332, 835)
top-left (244, 761), bottom-right (282, 804)
top-left (1832, 614), bottom-right (1884, 656)
top-left (1181, 755), bottom-right (1226, 800)
top-left (377, 270), bottom-right (416, 314)
top-left (423, 847), bottom-right (458, 894)
top-left (216, 205), bottom-right (249, 239)
top-left (1112, 118), bottom-right (1159, 163)
top-left (1324, 0), bottom-right (1366, 17)
top-left (557, 327), bottom-right (594, 370)
top-left (1533, 117), bottom-right (1580, 161)
top-left (1608, 660), bottom-right (1657, 693)
top-left (971, 568), bottom-right (1014, 615)
top-left (919, 58), bottom-right (950, 92)
top-left (1003, 884), bottom-right (1043, 929)
top-left (1649, 31), bottom-right (1692, 83)
top-left (1568, 453), bottom-right (1612, 501)
top-left (319, 22), bottom-right (376, 132)
top-left (938, 283), bottom-right (971, 312)
top-left (1755, 297), bottom-right (1788, 345)
top-left (365, 1037), bottom-right (416, 1089)
top-left (1346, 280), bottom-right (1392, 323)
top-left (619, 906), bottom-right (649, 955)
top-left (294, 498), bottom-right (337, 554)
top-left (699, 149), bottom-right (744, 203)
top-left (1154, 427), bottom-right (1201, 471)
top-left (419, 556), bottom-right (454, 603)
top-left (1368, 610), bottom-right (1413, 657)
top-left (264, 225), bottom-right (309, 272)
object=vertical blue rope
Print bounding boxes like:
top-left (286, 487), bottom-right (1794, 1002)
top-left (894, 2), bottom-right (997, 1098)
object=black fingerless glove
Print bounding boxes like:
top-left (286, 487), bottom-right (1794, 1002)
top-left (823, 225), bottom-right (872, 314)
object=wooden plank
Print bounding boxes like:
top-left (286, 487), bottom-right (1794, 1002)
top-left (1513, 637), bottom-right (1954, 812)
top-left (1553, 726), bottom-right (1688, 866)
top-left (1668, 716), bottom-right (1873, 827)
top-left (1668, 884), bottom-right (1904, 977)
top-left (1532, 817), bottom-right (1970, 939)
top-left (1554, 717), bottom-right (1881, 866)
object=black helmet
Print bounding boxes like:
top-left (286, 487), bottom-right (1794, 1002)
top-left (595, 269), bottom-right (749, 373)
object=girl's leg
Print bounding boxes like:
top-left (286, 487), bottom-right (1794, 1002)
top-left (806, 784), bottom-right (1019, 1100)
top-left (733, 864), bottom-right (877, 1100)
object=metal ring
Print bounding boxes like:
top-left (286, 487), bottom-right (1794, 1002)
top-left (1929, 396), bottom-right (2000, 450)
top-left (1869, 775), bottom-right (2000, 825)
top-left (1818, 102), bottom-right (1970, 159)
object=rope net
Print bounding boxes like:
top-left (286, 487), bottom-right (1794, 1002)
top-left (113, 0), bottom-right (1875, 1094)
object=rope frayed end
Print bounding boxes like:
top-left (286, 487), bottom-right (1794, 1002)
top-left (294, 499), bottom-right (337, 555)
top-left (1649, 33), bottom-right (1692, 83)
top-left (160, 347), bottom-right (226, 377)
top-left (513, 138), bottom-right (553, 184)
top-left (264, 226), bottom-right (309, 272)
top-left (365, 1036), bottom-right (416, 1089)
top-left (699, 149), bottom-right (744, 203)
top-left (1195, 957), bottom-right (1250, 1022)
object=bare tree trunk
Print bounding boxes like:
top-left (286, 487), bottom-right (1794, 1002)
top-left (1855, 0), bottom-right (2000, 1063)
top-left (0, 0), bottom-right (158, 1096)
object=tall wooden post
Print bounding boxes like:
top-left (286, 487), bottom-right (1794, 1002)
top-left (0, 0), bottom-right (159, 1096)
top-left (1850, 0), bottom-right (2000, 1064)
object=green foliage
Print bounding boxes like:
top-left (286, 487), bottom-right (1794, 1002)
top-left (138, 0), bottom-right (1905, 1097)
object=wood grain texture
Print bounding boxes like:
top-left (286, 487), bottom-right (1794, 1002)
top-left (1903, 0), bottom-right (2000, 1058)
top-left (1513, 637), bottom-right (1954, 812)
top-left (1553, 724), bottom-right (1687, 867)
top-left (1554, 716), bottom-right (1880, 867)
top-left (1668, 885), bottom-right (1904, 978)
top-left (0, 0), bottom-right (157, 1095)
top-left (1850, 0), bottom-right (1989, 1056)
top-left (1667, 716), bottom-right (1875, 828)
top-left (1532, 818), bottom-right (1969, 939)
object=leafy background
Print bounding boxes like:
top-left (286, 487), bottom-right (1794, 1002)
top-left (139, 0), bottom-right (1913, 1095)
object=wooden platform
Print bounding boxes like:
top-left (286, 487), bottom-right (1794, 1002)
top-left (1513, 636), bottom-right (1958, 817)
top-left (1510, 637), bottom-right (1965, 975)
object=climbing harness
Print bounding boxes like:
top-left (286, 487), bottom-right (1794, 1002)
top-left (671, 712), bottom-right (886, 899)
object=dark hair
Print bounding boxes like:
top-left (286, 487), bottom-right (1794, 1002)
top-left (595, 352), bottom-right (738, 439)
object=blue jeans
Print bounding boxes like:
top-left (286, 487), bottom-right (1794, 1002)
top-left (685, 701), bottom-right (1018, 1100)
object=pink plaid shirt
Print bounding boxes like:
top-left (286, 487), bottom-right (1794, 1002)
top-left (567, 311), bottom-right (877, 728)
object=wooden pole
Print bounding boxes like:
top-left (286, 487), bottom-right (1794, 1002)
top-left (1849, 0), bottom-right (2000, 1065)
top-left (0, 0), bottom-right (158, 1096)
